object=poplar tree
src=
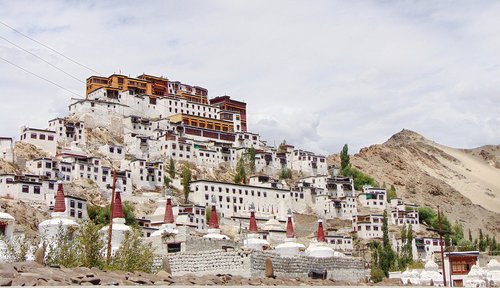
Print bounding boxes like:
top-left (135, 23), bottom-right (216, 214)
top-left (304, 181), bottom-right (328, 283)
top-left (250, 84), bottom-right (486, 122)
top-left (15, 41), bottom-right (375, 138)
top-left (168, 158), bottom-right (175, 178)
top-left (340, 144), bottom-right (350, 172)
top-left (181, 165), bottom-right (191, 203)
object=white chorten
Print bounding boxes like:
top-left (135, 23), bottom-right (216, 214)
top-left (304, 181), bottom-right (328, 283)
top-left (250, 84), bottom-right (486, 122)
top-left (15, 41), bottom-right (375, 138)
top-left (243, 203), bottom-right (269, 250)
top-left (486, 259), bottom-right (500, 286)
top-left (464, 265), bottom-right (487, 288)
top-left (420, 260), bottom-right (444, 286)
top-left (203, 198), bottom-right (229, 240)
top-left (100, 188), bottom-right (131, 254)
top-left (275, 209), bottom-right (305, 257)
top-left (305, 219), bottom-right (336, 258)
top-left (38, 181), bottom-right (78, 247)
top-left (151, 196), bottom-right (178, 237)
top-left (0, 211), bottom-right (15, 262)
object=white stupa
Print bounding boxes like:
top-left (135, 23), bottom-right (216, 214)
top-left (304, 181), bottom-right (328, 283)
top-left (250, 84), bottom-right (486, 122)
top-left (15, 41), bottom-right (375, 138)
top-left (151, 195), bottom-right (178, 237)
top-left (243, 203), bottom-right (269, 250)
top-left (305, 219), bottom-right (335, 258)
top-left (99, 188), bottom-right (131, 254)
top-left (38, 181), bottom-right (78, 247)
top-left (0, 211), bottom-right (15, 262)
top-left (275, 209), bottom-right (305, 257)
top-left (420, 260), bottom-right (444, 286)
top-left (203, 198), bottom-right (229, 240)
top-left (486, 259), bottom-right (500, 286)
top-left (464, 265), bottom-right (487, 288)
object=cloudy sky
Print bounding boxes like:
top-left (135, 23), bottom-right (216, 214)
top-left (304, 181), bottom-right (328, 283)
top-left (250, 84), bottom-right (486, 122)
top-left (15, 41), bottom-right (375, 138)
top-left (1, 0), bottom-right (499, 154)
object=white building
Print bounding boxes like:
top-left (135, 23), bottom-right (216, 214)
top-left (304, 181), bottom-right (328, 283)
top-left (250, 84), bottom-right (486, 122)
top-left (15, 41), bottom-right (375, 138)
top-left (390, 198), bottom-right (419, 227)
top-left (352, 214), bottom-right (384, 239)
top-left (0, 137), bottom-right (14, 162)
top-left (19, 127), bottom-right (57, 156)
top-left (189, 179), bottom-right (292, 221)
top-left (65, 195), bottom-right (88, 220)
top-left (324, 233), bottom-right (353, 254)
top-left (358, 186), bottom-right (386, 210)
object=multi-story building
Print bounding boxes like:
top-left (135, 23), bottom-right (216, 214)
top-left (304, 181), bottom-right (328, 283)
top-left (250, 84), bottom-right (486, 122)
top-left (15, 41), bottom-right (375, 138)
top-left (64, 195), bottom-right (88, 220)
top-left (0, 174), bottom-right (56, 203)
top-left (390, 198), bottom-right (419, 227)
top-left (324, 233), bottom-right (354, 254)
top-left (129, 160), bottom-right (164, 190)
top-left (352, 214), bottom-right (384, 239)
top-left (189, 178), bottom-right (292, 221)
top-left (19, 127), bottom-right (57, 156)
top-left (358, 186), bottom-right (386, 210)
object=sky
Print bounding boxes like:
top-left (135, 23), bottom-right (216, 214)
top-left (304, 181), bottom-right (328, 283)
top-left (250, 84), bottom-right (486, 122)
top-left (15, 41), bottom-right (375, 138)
top-left (1, 0), bottom-right (499, 155)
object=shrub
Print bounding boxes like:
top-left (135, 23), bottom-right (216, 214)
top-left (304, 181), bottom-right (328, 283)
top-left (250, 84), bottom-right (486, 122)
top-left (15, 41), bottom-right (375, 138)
top-left (108, 228), bottom-right (155, 273)
top-left (370, 267), bottom-right (385, 283)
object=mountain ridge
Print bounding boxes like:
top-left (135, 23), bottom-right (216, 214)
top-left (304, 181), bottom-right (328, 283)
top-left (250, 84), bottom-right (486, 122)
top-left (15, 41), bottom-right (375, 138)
top-left (347, 129), bottom-right (500, 235)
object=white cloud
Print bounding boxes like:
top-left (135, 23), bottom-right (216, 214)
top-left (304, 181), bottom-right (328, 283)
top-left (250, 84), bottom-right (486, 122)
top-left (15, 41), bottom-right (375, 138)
top-left (1, 0), bottom-right (499, 154)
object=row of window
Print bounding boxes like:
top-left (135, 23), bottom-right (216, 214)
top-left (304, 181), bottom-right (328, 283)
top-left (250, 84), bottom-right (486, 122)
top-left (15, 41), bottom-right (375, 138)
top-left (22, 133), bottom-right (55, 141)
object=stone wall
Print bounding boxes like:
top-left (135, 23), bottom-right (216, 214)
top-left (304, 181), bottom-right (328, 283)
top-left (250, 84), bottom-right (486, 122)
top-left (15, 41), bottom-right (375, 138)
top-left (166, 249), bottom-right (252, 277)
top-left (250, 251), bottom-right (367, 281)
top-left (185, 235), bottom-right (241, 252)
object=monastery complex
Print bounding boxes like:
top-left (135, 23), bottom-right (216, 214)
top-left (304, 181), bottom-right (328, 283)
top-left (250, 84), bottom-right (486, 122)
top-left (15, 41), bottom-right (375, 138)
top-left (1, 72), bottom-right (499, 286)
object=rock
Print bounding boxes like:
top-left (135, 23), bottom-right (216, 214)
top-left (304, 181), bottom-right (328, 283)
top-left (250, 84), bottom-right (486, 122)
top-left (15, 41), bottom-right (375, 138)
top-left (82, 277), bottom-right (101, 285)
top-left (156, 270), bottom-right (171, 279)
top-left (162, 257), bottom-right (172, 274)
top-left (0, 278), bottom-right (13, 287)
top-left (34, 245), bottom-right (45, 265)
top-left (128, 277), bottom-right (150, 285)
top-left (70, 277), bottom-right (83, 284)
top-left (265, 257), bottom-right (274, 278)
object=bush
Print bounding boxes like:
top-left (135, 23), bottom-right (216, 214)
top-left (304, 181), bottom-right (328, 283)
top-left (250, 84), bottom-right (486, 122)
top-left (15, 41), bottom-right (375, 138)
top-left (370, 267), bottom-right (385, 283)
top-left (0, 235), bottom-right (36, 262)
top-left (341, 165), bottom-right (379, 190)
top-left (108, 228), bottom-right (155, 273)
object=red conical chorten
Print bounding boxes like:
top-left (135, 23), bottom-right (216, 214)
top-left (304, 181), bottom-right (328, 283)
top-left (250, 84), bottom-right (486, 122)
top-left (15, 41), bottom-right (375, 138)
top-left (111, 189), bottom-right (124, 219)
top-left (317, 219), bottom-right (326, 242)
top-left (164, 196), bottom-right (175, 224)
top-left (286, 210), bottom-right (294, 238)
top-left (248, 204), bottom-right (258, 233)
top-left (54, 181), bottom-right (66, 213)
top-left (208, 202), bottom-right (219, 229)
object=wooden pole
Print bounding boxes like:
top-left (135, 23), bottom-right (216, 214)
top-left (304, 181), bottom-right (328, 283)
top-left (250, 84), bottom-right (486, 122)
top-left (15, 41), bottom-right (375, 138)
top-left (438, 206), bottom-right (447, 287)
top-left (106, 168), bottom-right (116, 264)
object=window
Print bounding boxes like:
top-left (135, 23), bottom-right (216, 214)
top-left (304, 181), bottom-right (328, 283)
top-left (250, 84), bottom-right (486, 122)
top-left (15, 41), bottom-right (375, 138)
top-left (70, 209), bottom-right (75, 217)
top-left (33, 186), bottom-right (41, 194)
top-left (77, 202), bottom-right (83, 209)
top-left (77, 211), bottom-right (83, 219)
top-left (48, 135), bottom-right (54, 141)
top-left (39, 134), bottom-right (46, 140)
top-left (22, 185), bottom-right (29, 193)
top-left (31, 133), bottom-right (37, 139)
top-left (70, 200), bottom-right (75, 208)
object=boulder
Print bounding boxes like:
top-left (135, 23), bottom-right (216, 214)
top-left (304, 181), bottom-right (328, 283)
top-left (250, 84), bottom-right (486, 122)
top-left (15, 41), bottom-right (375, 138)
top-left (0, 278), bottom-right (13, 287)
top-left (265, 257), bottom-right (274, 278)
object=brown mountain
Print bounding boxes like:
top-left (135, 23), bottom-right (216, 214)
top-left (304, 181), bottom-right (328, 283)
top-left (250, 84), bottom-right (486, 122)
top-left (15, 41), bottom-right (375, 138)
top-left (345, 129), bottom-right (500, 236)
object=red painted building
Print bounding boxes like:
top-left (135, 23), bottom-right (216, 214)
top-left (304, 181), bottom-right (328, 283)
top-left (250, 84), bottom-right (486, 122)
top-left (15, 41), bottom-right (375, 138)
top-left (210, 96), bottom-right (247, 132)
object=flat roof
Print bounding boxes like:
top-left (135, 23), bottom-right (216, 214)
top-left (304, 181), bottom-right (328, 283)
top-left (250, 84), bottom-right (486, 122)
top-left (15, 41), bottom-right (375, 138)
top-left (190, 179), bottom-right (290, 192)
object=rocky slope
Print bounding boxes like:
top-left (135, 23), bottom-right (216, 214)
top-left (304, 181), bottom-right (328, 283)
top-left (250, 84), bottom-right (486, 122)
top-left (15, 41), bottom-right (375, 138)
top-left (348, 129), bottom-right (500, 236)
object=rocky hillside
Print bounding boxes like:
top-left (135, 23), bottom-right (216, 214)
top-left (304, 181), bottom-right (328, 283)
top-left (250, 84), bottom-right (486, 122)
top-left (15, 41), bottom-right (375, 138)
top-left (349, 129), bottom-right (500, 236)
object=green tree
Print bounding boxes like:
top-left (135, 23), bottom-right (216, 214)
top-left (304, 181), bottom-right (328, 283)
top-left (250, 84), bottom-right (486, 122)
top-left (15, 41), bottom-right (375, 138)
top-left (479, 229), bottom-right (486, 251)
top-left (45, 225), bottom-right (81, 268)
top-left (341, 166), bottom-right (379, 190)
top-left (108, 228), bottom-right (155, 273)
top-left (164, 175), bottom-right (172, 187)
top-left (246, 147), bottom-right (256, 173)
top-left (387, 185), bottom-right (397, 202)
top-left (279, 167), bottom-right (292, 179)
top-left (89, 201), bottom-right (138, 226)
top-left (234, 157), bottom-right (247, 184)
top-left (418, 207), bottom-right (436, 226)
top-left (451, 222), bottom-right (464, 246)
top-left (77, 220), bottom-right (105, 268)
top-left (406, 223), bottom-right (413, 262)
top-left (340, 144), bottom-right (350, 172)
top-left (468, 228), bottom-right (473, 242)
top-left (181, 164), bottom-right (192, 203)
top-left (380, 210), bottom-right (395, 277)
top-left (168, 158), bottom-right (175, 179)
